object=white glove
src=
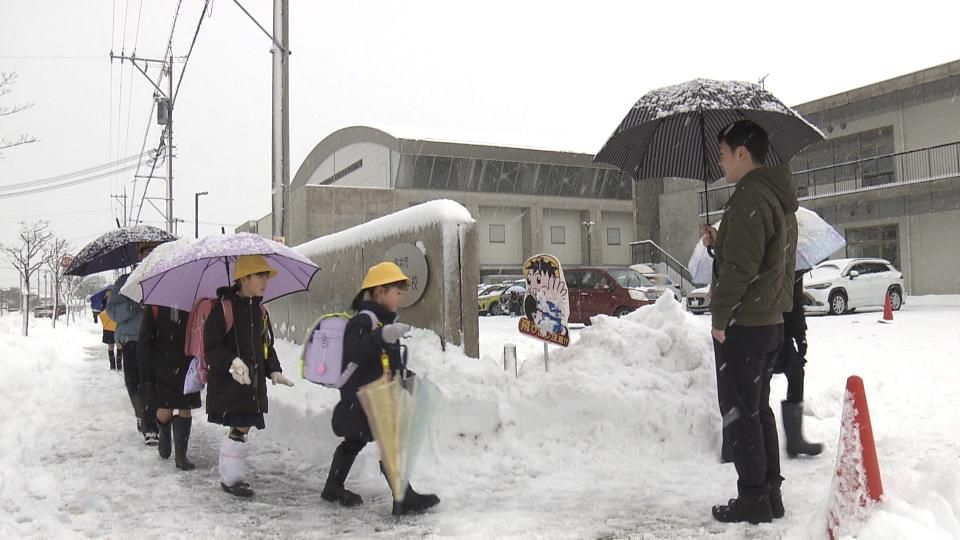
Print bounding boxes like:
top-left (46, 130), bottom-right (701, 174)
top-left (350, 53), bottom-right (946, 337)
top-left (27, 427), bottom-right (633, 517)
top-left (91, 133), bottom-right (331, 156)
top-left (270, 372), bottom-right (294, 387)
top-left (229, 358), bottom-right (251, 385)
top-left (381, 323), bottom-right (411, 344)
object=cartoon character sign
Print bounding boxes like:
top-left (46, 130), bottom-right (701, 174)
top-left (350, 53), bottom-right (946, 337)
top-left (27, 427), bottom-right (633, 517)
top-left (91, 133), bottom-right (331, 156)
top-left (519, 254), bottom-right (570, 347)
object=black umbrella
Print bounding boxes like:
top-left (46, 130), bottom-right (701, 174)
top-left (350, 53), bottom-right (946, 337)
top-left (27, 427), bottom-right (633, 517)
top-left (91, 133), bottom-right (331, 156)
top-left (595, 78), bottom-right (824, 217)
top-left (65, 225), bottom-right (177, 277)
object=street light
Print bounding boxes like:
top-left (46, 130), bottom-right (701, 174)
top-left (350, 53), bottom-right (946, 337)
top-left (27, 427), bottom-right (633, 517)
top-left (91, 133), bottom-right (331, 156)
top-left (582, 220), bottom-right (597, 265)
top-left (195, 191), bottom-right (209, 239)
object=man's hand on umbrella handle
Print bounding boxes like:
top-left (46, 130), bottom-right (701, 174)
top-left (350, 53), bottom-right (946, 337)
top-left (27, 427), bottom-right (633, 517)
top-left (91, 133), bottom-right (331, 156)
top-left (270, 372), bottom-right (294, 387)
top-left (711, 328), bottom-right (726, 344)
top-left (701, 225), bottom-right (717, 247)
top-left (230, 358), bottom-right (251, 385)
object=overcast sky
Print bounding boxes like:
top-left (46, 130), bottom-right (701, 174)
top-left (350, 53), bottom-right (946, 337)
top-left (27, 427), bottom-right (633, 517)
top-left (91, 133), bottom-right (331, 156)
top-left (1, 0), bottom-right (958, 288)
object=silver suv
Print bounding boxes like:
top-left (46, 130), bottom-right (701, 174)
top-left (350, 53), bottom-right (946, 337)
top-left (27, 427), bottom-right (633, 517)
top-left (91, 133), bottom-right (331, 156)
top-left (802, 258), bottom-right (905, 315)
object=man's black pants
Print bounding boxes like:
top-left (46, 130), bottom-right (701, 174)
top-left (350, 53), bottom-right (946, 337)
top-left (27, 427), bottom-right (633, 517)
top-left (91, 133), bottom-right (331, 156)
top-left (121, 341), bottom-right (157, 434)
top-left (714, 324), bottom-right (783, 493)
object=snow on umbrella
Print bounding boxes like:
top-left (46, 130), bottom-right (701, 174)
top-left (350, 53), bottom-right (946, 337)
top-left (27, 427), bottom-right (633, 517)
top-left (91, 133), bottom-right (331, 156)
top-left (137, 233), bottom-right (319, 312)
top-left (356, 370), bottom-right (441, 504)
top-left (687, 207), bottom-right (845, 284)
top-left (119, 238), bottom-right (193, 303)
top-left (594, 79), bottom-right (825, 217)
top-left (65, 225), bottom-right (177, 277)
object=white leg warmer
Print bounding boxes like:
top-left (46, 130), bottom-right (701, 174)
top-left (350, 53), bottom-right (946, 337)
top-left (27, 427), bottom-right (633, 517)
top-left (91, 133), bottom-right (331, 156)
top-left (219, 437), bottom-right (249, 486)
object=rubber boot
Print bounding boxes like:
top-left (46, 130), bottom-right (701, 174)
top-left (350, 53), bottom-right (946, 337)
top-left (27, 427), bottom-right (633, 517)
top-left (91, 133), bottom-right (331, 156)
top-left (781, 401), bottom-right (823, 457)
top-left (320, 442), bottom-right (363, 507)
top-left (380, 462), bottom-right (440, 516)
top-left (157, 419), bottom-right (172, 459)
top-left (108, 350), bottom-right (117, 371)
top-left (712, 486), bottom-right (773, 524)
top-left (116, 348), bottom-right (124, 371)
top-left (172, 416), bottom-right (195, 471)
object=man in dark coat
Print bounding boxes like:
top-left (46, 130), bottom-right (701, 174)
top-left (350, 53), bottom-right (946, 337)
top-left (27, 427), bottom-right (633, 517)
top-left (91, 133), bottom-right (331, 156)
top-left (702, 120), bottom-right (799, 524)
top-left (138, 305), bottom-right (202, 470)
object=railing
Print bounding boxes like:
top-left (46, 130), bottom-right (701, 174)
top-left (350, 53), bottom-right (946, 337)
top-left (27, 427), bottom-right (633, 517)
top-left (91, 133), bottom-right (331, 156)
top-left (630, 240), bottom-right (697, 293)
top-left (699, 141), bottom-right (960, 216)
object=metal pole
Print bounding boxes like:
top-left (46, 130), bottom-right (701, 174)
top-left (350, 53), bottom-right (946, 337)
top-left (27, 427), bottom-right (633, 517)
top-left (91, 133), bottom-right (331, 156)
top-left (166, 58), bottom-right (175, 234)
top-left (271, 0), bottom-right (290, 244)
top-left (194, 191), bottom-right (207, 239)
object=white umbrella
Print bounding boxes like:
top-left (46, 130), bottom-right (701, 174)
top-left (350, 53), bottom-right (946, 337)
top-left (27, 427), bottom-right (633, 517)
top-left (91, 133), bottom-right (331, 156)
top-left (687, 207), bottom-right (845, 284)
top-left (120, 238), bottom-right (194, 302)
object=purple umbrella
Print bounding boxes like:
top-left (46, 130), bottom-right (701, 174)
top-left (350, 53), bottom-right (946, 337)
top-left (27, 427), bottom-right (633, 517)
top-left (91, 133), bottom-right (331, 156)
top-left (138, 233), bottom-right (319, 311)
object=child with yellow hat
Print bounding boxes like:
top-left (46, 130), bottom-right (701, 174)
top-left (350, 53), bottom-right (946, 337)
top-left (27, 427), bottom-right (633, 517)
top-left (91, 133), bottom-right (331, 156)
top-left (320, 261), bottom-right (441, 515)
top-left (205, 254), bottom-right (293, 498)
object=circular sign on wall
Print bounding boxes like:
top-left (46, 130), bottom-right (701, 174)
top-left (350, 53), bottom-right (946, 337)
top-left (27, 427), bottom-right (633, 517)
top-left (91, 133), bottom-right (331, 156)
top-left (384, 242), bottom-right (429, 308)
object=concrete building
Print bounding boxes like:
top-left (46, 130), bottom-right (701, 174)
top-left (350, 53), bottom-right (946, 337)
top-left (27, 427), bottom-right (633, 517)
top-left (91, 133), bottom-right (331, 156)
top-left (644, 60), bottom-right (960, 295)
top-left (241, 126), bottom-right (637, 282)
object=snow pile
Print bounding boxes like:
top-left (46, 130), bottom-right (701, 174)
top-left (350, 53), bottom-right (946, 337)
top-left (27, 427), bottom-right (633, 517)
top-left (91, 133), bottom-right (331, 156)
top-left (0, 317), bottom-right (99, 537)
top-left (295, 199), bottom-right (474, 259)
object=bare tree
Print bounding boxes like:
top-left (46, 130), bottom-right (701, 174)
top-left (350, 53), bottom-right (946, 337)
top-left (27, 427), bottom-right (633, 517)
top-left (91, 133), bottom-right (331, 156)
top-left (1, 221), bottom-right (52, 336)
top-left (60, 275), bottom-right (84, 325)
top-left (0, 72), bottom-right (38, 157)
top-left (43, 236), bottom-right (71, 328)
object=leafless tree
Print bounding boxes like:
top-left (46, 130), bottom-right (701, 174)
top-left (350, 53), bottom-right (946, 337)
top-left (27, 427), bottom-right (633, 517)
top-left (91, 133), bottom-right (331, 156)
top-left (0, 72), bottom-right (38, 157)
top-left (1, 221), bottom-right (52, 336)
top-left (43, 236), bottom-right (71, 328)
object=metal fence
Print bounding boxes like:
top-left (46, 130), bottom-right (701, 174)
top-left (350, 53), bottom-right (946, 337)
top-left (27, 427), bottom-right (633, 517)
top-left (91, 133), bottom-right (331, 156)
top-left (630, 240), bottom-right (697, 293)
top-left (699, 141), bottom-right (960, 216)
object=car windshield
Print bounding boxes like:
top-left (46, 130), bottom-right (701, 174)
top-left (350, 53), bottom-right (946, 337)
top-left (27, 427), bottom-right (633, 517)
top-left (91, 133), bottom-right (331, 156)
top-left (808, 264), bottom-right (841, 280)
top-left (608, 269), bottom-right (653, 288)
top-left (479, 285), bottom-right (505, 296)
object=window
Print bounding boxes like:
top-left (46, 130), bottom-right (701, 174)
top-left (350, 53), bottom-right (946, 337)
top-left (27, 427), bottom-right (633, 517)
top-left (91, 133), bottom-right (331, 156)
top-left (489, 224), bottom-right (506, 244)
top-left (412, 156), bottom-right (434, 189)
top-left (565, 271), bottom-right (583, 289)
top-left (606, 227), bottom-right (621, 246)
top-left (430, 157), bottom-right (452, 190)
top-left (321, 159), bottom-right (363, 185)
top-left (550, 225), bottom-right (566, 245)
top-left (846, 224), bottom-right (899, 269)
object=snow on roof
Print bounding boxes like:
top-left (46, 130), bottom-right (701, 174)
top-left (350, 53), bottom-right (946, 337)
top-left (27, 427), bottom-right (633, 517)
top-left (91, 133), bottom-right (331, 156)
top-left (295, 199), bottom-right (475, 258)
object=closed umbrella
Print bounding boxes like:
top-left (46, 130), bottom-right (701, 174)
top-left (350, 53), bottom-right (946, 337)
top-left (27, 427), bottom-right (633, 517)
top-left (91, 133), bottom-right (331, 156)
top-left (65, 225), bottom-right (176, 276)
top-left (595, 79), bottom-right (824, 218)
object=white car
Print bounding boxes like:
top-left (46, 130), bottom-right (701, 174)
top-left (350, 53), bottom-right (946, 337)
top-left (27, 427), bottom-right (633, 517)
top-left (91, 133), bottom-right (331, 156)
top-left (685, 286), bottom-right (710, 314)
top-left (802, 258), bottom-right (905, 315)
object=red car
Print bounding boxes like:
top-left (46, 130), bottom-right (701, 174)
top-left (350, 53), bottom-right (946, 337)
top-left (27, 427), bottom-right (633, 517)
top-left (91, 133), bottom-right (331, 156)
top-left (564, 267), bottom-right (660, 324)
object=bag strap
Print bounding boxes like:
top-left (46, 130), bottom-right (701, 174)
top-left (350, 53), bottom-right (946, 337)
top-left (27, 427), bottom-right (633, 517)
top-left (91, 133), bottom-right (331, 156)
top-left (359, 309), bottom-right (380, 329)
top-left (221, 298), bottom-right (234, 333)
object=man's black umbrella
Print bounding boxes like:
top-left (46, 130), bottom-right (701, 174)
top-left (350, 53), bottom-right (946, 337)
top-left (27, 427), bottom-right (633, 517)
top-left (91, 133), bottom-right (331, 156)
top-left (65, 225), bottom-right (177, 277)
top-left (594, 79), bottom-right (824, 217)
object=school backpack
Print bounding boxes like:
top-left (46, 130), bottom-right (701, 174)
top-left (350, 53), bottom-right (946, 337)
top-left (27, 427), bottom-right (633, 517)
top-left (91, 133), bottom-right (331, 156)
top-left (184, 297), bottom-right (267, 384)
top-left (300, 310), bottom-right (378, 388)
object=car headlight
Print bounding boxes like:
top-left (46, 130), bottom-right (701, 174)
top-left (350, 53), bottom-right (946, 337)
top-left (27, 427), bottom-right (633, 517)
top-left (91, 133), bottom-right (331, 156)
top-left (805, 283), bottom-right (831, 290)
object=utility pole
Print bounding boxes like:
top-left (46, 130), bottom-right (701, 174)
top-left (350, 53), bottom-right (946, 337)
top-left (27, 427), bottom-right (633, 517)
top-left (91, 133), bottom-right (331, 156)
top-left (272, 0), bottom-right (290, 244)
top-left (110, 52), bottom-right (176, 234)
top-left (195, 191), bottom-right (208, 238)
top-left (111, 190), bottom-right (129, 226)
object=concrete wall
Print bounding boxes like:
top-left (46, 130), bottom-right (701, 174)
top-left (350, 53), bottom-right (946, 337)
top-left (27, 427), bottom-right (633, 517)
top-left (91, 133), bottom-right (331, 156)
top-left (268, 201), bottom-right (480, 358)
top-left (476, 205), bottom-right (524, 266)
top-left (600, 211), bottom-right (635, 266)
top-left (657, 178), bottom-right (706, 269)
top-left (541, 208), bottom-right (583, 265)
top-left (905, 209), bottom-right (960, 295)
top-left (305, 142), bottom-right (392, 188)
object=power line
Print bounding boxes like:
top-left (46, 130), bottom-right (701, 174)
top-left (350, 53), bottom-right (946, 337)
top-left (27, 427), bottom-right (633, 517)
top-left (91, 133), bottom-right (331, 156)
top-left (0, 163), bottom-right (141, 199)
top-left (0, 153), bottom-right (148, 192)
top-left (174, 0), bottom-right (211, 102)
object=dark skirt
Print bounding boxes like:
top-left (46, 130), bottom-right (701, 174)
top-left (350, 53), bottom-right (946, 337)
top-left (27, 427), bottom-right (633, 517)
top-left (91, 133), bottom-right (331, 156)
top-left (153, 379), bottom-right (202, 410)
top-left (102, 330), bottom-right (115, 345)
top-left (208, 412), bottom-right (265, 430)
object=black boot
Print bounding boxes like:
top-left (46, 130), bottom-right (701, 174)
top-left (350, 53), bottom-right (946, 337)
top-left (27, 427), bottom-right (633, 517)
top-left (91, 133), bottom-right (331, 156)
top-left (720, 432), bottom-right (734, 464)
top-left (321, 442), bottom-right (363, 506)
top-left (108, 350), bottom-right (117, 371)
top-left (157, 419), bottom-right (172, 459)
top-left (782, 401), bottom-right (823, 457)
top-left (172, 416), bottom-right (195, 471)
top-left (768, 475), bottom-right (785, 519)
top-left (393, 485), bottom-right (441, 516)
top-left (712, 487), bottom-right (773, 524)
top-left (116, 349), bottom-right (124, 371)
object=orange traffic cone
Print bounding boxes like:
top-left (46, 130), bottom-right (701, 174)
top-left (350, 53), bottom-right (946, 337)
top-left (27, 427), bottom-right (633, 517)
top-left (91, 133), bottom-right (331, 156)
top-left (878, 293), bottom-right (894, 323)
top-left (826, 376), bottom-right (884, 540)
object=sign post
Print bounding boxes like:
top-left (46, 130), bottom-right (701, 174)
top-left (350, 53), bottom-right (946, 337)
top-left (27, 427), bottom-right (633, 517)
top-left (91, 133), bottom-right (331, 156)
top-left (518, 254), bottom-right (570, 372)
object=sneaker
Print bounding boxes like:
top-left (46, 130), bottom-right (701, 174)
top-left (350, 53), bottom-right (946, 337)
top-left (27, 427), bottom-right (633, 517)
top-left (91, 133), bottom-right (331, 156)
top-left (221, 482), bottom-right (254, 498)
top-left (712, 491), bottom-right (773, 524)
top-left (143, 432), bottom-right (160, 446)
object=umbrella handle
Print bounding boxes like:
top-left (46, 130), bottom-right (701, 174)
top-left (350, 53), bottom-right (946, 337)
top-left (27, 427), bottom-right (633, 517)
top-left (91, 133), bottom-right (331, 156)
top-left (706, 246), bottom-right (716, 258)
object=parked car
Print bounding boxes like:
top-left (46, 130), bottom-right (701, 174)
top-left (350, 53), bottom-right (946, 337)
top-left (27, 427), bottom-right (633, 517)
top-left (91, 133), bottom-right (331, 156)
top-left (803, 258), bottom-right (905, 315)
top-left (33, 303), bottom-right (67, 318)
top-left (478, 284), bottom-right (509, 316)
top-left (630, 264), bottom-right (683, 301)
top-left (685, 286), bottom-right (711, 314)
top-left (564, 267), bottom-right (659, 324)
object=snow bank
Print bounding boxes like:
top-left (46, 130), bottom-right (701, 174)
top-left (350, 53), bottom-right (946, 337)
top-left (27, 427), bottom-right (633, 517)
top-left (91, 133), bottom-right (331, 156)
top-left (295, 199), bottom-right (474, 259)
top-left (0, 317), bottom-right (99, 537)
top-left (266, 294), bottom-right (720, 485)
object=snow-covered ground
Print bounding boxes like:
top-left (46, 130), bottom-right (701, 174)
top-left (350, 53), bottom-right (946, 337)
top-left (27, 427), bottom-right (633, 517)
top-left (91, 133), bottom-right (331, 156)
top-left (1, 297), bottom-right (958, 539)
